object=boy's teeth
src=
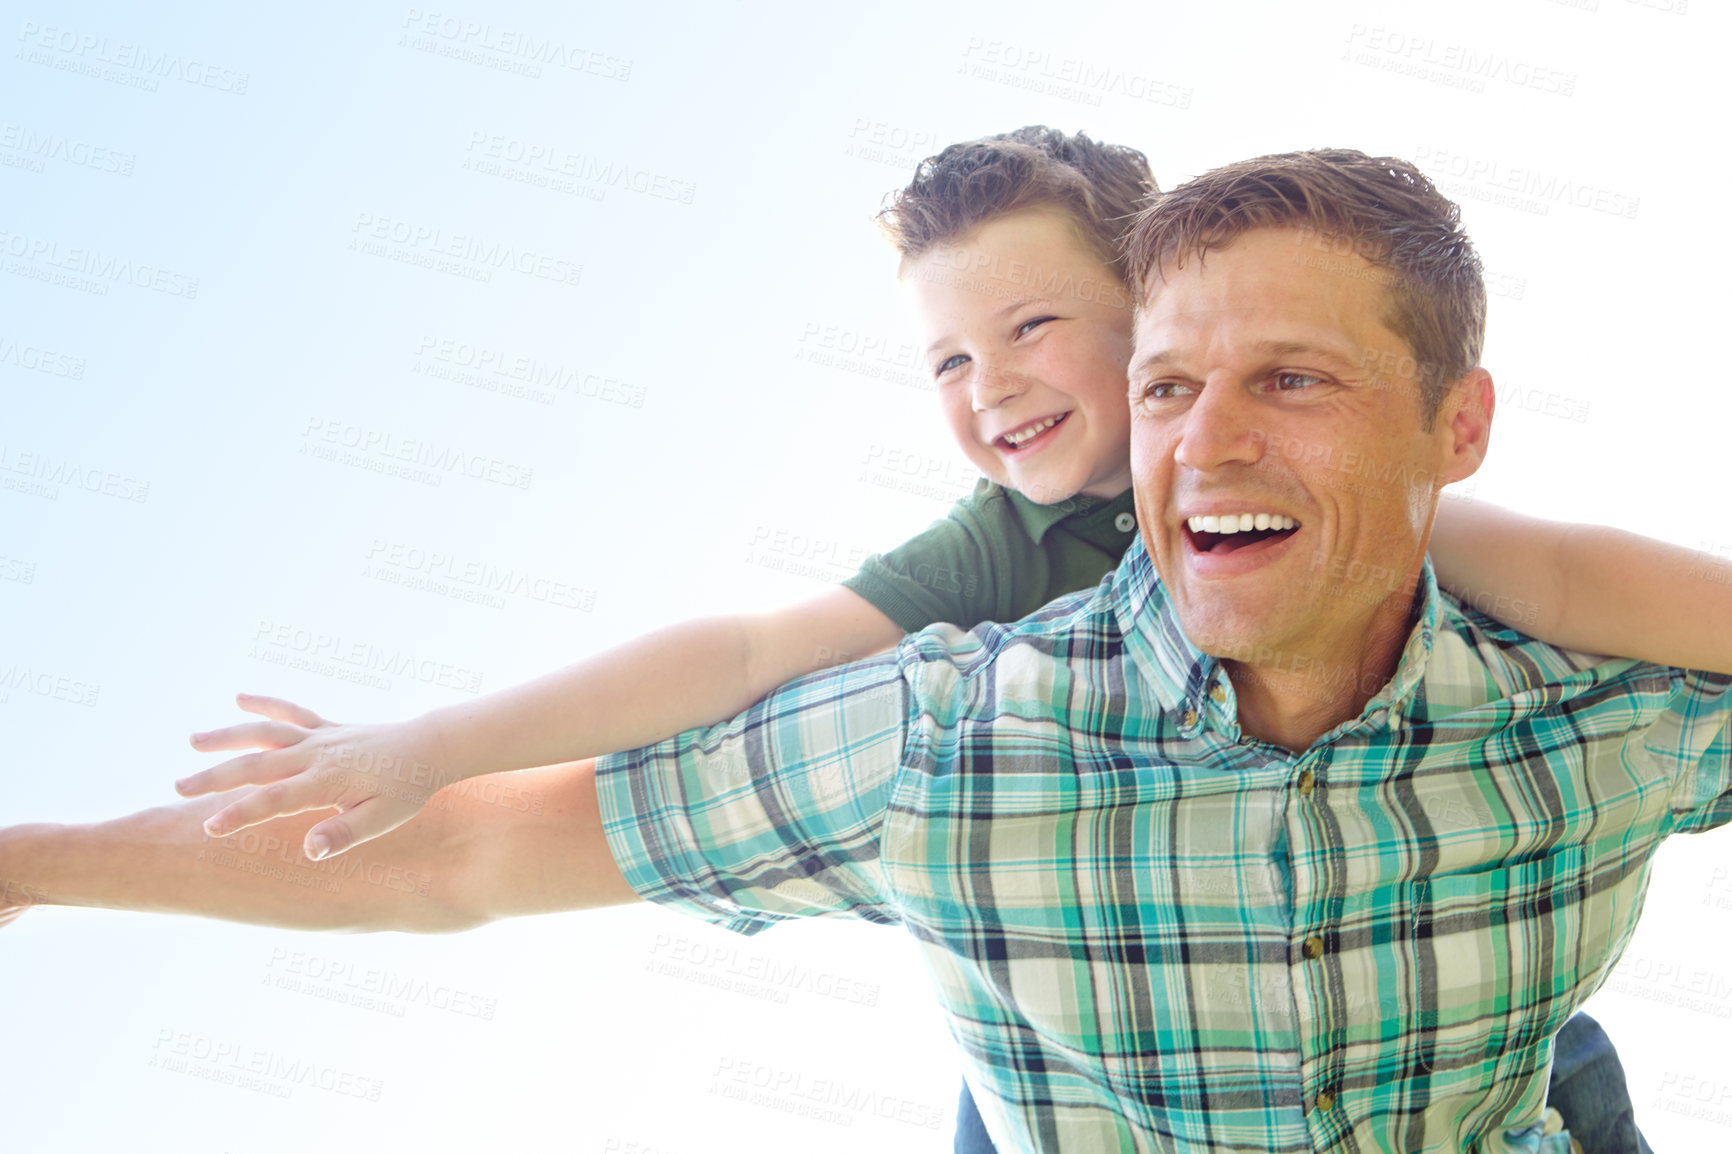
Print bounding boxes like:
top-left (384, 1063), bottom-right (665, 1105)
top-left (1187, 513), bottom-right (1298, 534)
top-left (1002, 415), bottom-right (1061, 446)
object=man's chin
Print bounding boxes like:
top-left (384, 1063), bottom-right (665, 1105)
top-left (1168, 599), bottom-right (1301, 667)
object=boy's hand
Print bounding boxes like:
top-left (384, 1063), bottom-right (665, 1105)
top-left (177, 693), bottom-right (456, 862)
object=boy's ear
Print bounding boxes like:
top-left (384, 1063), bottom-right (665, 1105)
top-left (1436, 368), bottom-right (1494, 484)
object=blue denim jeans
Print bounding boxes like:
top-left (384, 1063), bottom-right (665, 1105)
top-left (1546, 1012), bottom-right (1653, 1154)
top-left (951, 1012), bottom-right (1651, 1153)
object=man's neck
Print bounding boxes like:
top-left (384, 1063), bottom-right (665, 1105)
top-left (1222, 584), bottom-right (1423, 754)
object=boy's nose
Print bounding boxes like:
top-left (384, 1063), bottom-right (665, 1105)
top-left (970, 366), bottom-right (1029, 411)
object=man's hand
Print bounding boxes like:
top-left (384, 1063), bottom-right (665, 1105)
top-left (0, 875), bottom-right (49, 929)
top-left (177, 693), bottom-right (461, 863)
top-left (0, 753), bottom-right (631, 934)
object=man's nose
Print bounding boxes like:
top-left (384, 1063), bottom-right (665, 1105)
top-left (970, 363), bottom-right (1029, 412)
top-left (1173, 380), bottom-right (1265, 472)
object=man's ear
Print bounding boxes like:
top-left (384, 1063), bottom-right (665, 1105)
top-left (1435, 368), bottom-right (1494, 485)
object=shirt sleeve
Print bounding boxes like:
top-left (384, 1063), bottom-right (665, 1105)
top-left (1658, 668), bottom-right (1732, 834)
top-left (595, 652), bottom-right (912, 935)
top-left (840, 479), bottom-right (1034, 632)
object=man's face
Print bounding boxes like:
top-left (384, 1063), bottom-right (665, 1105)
top-left (1128, 227), bottom-right (1485, 665)
top-left (905, 207), bottom-right (1134, 504)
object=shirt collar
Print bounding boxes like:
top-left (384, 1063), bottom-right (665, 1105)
top-left (1111, 534), bottom-right (1440, 744)
top-left (1001, 482), bottom-right (1134, 546)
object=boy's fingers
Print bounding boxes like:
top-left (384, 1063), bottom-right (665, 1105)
top-left (305, 814), bottom-right (359, 861)
top-left (306, 798), bottom-right (404, 861)
top-left (234, 693), bottom-right (329, 729)
top-left (201, 780), bottom-right (328, 839)
top-left (188, 721), bottom-right (309, 753)
top-left (176, 749), bottom-right (301, 798)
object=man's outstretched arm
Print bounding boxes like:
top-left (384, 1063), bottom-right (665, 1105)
top-left (0, 759), bottom-right (637, 934)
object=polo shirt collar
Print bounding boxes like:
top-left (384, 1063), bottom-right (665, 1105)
top-left (1111, 534), bottom-right (1440, 743)
top-left (1002, 483), bottom-right (1133, 547)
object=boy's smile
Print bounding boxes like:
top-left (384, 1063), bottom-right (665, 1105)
top-left (903, 207), bottom-right (1135, 506)
top-left (994, 411), bottom-right (1068, 451)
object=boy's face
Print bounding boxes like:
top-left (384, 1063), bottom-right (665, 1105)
top-left (904, 207), bottom-right (1135, 505)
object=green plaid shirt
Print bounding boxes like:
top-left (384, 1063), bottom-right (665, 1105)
top-left (598, 536), bottom-right (1732, 1153)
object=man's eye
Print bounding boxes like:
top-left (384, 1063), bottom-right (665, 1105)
top-left (1274, 371), bottom-right (1323, 391)
top-left (935, 354), bottom-right (970, 376)
top-left (1015, 316), bottom-right (1056, 338)
top-left (1142, 381), bottom-right (1192, 400)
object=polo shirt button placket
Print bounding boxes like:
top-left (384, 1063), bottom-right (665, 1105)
top-left (1114, 512), bottom-right (1136, 533)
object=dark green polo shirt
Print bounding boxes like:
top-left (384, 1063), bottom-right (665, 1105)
top-left (842, 478), bottom-right (1140, 632)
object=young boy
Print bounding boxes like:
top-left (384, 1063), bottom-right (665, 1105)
top-left (119, 128), bottom-right (1685, 1151)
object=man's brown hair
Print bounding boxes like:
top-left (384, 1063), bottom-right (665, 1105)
top-left (876, 126), bottom-right (1157, 281)
top-left (1122, 149), bottom-right (1485, 427)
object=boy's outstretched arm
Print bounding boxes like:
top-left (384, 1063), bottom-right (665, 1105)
top-left (0, 760), bottom-right (636, 933)
top-left (1430, 491), bottom-right (1732, 672)
top-left (176, 589), bottom-right (903, 863)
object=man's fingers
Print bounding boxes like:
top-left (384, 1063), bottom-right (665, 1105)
top-left (176, 749), bottom-right (302, 798)
top-left (234, 693), bottom-right (329, 730)
top-left (201, 780), bottom-right (330, 839)
top-left (187, 721), bottom-right (309, 754)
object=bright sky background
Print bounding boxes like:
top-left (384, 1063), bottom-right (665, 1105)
top-left (3, 1), bottom-right (1730, 1150)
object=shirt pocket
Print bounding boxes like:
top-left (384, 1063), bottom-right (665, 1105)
top-left (1407, 844), bottom-right (1594, 1040)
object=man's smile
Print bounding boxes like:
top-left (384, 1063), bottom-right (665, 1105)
top-left (1180, 511), bottom-right (1303, 574)
top-left (1184, 511), bottom-right (1300, 550)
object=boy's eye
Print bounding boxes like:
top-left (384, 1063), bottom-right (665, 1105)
top-left (935, 353), bottom-right (970, 376)
top-left (1015, 316), bottom-right (1056, 338)
top-left (1273, 371), bottom-right (1324, 391)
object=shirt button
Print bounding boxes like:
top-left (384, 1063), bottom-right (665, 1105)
top-left (1114, 512), bottom-right (1136, 532)
top-left (1297, 769), bottom-right (1315, 796)
top-left (1181, 708), bottom-right (1198, 728)
top-left (1209, 683), bottom-right (1227, 704)
top-left (1314, 1089), bottom-right (1335, 1112)
top-left (1303, 935), bottom-right (1324, 959)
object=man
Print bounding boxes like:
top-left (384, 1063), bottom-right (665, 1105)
top-left (3, 150), bottom-right (1716, 1152)
top-left (595, 150), bottom-right (1723, 1152)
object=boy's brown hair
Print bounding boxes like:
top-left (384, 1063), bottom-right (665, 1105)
top-left (876, 126), bottom-right (1157, 281)
top-left (1121, 148), bottom-right (1485, 428)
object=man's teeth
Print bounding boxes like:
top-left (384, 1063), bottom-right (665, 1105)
top-left (1002, 416), bottom-right (1062, 446)
top-left (1186, 513), bottom-right (1298, 534)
